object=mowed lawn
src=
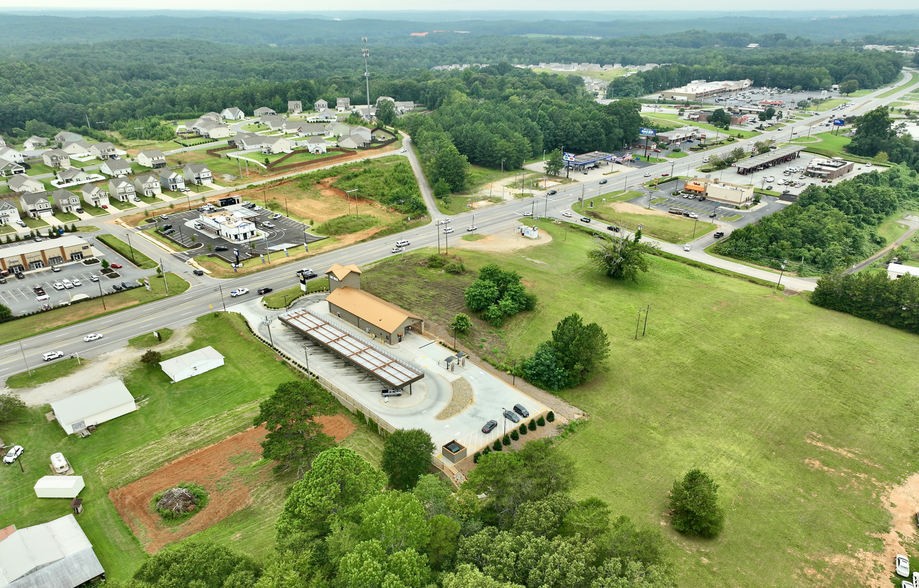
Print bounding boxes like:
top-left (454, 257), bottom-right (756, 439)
top-left (0, 313), bottom-right (306, 581)
top-left (364, 220), bottom-right (919, 587)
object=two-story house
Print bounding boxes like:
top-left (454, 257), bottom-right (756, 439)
top-left (0, 160), bottom-right (25, 177)
top-left (42, 149), bottom-right (71, 169)
top-left (288, 101), bottom-right (303, 115)
top-left (158, 169), bottom-right (186, 192)
top-left (89, 142), bottom-right (118, 160)
top-left (304, 136), bottom-right (328, 154)
top-left (190, 119), bottom-right (231, 139)
top-left (100, 159), bottom-right (131, 177)
top-left (325, 122), bottom-right (352, 138)
top-left (259, 115), bottom-right (286, 131)
top-left (54, 131), bottom-right (82, 145)
top-left (108, 177), bottom-right (136, 202)
top-left (336, 97), bottom-right (351, 112)
top-left (254, 107), bottom-right (277, 117)
top-left (0, 146), bottom-right (25, 164)
top-left (220, 107), bottom-right (245, 120)
top-left (8, 175), bottom-right (44, 194)
top-left (61, 140), bottom-right (93, 157)
top-left (133, 173), bottom-right (162, 197)
top-left (313, 99), bottom-right (328, 111)
top-left (0, 199), bottom-right (22, 227)
top-left (136, 150), bottom-right (167, 169)
top-left (261, 136), bottom-right (292, 155)
top-left (20, 191), bottom-right (54, 219)
top-left (297, 123), bottom-right (327, 136)
top-left (307, 108), bottom-right (340, 123)
top-left (182, 163), bottom-right (213, 186)
top-left (23, 136), bottom-right (48, 150)
top-left (81, 184), bottom-right (110, 208)
top-left (56, 168), bottom-right (94, 185)
top-left (52, 189), bottom-right (81, 213)
top-left (395, 101), bottom-right (415, 114)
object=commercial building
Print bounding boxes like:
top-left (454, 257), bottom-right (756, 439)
top-left (733, 145), bottom-right (805, 176)
top-left (0, 236), bottom-right (95, 274)
top-left (0, 514), bottom-right (105, 588)
top-left (656, 126), bottom-right (704, 145)
top-left (804, 157), bottom-right (854, 180)
top-left (50, 381), bottom-right (137, 435)
top-left (684, 177), bottom-right (755, 206)
top-left (159, 346), bottom-right (225, 383)
top-left (198, 210), bottom-right (258, 242)
top-left (661, 79), bottom-right (752, 100)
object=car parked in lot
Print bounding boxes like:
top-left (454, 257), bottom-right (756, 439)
top-left (89, 274), bottom-right (99, 282)
top-left (84, 333), bottom-right (103, 342)
top-left (230, 287), bottom-right (249, 297)
top-left (72, 278), bottom-right (82, 286)
top-left (257, 287), bottom-right (273, 295)
top-left (110, 263), bottom-right (122, 269)
top-left (3, 445), bottom-right (24, 465)
top-left (112, 284), bottom-right (123, 292)
top-left (270, 213), bottom-right (282, 219)
top-left (381, 388), bottom-right (403, 397)
top-left (52, 282), bottom-right (64, 290)
top-left (513, 404), bottom-right (529, 418)
top-left (62, 279), bottom-right (73, 289)
top-left (503, 410), bottom-right (521, 423)
top-left (261, 222), bottom-right (275, 229)
top-left (121, 281), bottom-right (134, 290)
top-left (42, 351), bottom-right (64, 362)
top-left (896, 554), bottom-right (910, 578)
top-left (482, 420), bottom-right (498, 434)
top-left (51, 266), bottom-right (61, 272)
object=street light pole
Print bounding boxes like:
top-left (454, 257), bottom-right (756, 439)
top-left (776, 260), bottom-right (788, 291)
top-left (264, 316), bottom-right (274, 348)
top-left (345, 189), bottom-right (358, 218)
top-left (217, 285), bottom-right (227, 312)
top-left (160, 258), bottom-right (169, 294)
top-left (18, 340), bottom-right (32, 377)
top-left (125, 232), bottom-right (136, 264)
top-left (502, 408), bottom-right (507, 436)
top-left (692, 218), bottom-right (699, 239)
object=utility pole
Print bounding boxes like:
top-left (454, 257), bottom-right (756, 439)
top-left (642, 305), bottom-right (650, 336)
top-left (18, 340), bottom-right (32, 377)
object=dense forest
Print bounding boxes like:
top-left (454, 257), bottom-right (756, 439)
top-left (712, 165), bottom-right (919, 274)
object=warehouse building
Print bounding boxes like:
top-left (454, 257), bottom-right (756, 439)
top-left (661, 79), bottom-right (752, 100)
top-left (50, 381), bottom-right (137, 435)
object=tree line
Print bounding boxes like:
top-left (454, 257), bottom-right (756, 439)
top-left (848, 106), bottom-right (919, 173)
top-left (811, 270), bottom-right (919, 336)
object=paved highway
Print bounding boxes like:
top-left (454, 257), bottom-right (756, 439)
top-left (2, 70), bottom-right (916, 384)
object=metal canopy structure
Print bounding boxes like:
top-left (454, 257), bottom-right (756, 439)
top-left (734, 145), bottom-right (805, 174)
top-left (280, 308), bottom-right (425, 388)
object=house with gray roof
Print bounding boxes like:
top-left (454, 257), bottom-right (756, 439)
top-left (20, 191), bottom-right (54, 218)
top-left (261, 136), bottom-right (292, 155)
top-left (304, 136), bottom-right (328, 154)
top-left (259, 115), bottom-right (286, 131)
top-left (23, 135), bottom-right (48, 150)
top-left (307, 108), bottom-right (339, 123)
top-left (52, 189), bottom-right (81, 213)
top-left (133, 173), bottom-right (161, 197)
top-left (100, 159), bottom-right (131, 177)
top-left (336, 97), bottom-right (351, 112)
top-left (0, 147), bottom-right (25, 164)
top-left (0, 199), bottom-right (22, 227)
top-left (313, 99), bottom-right (328, 111)
top-left (297, 123), bottom-right (327, 136)
top-left (108, 177), bottom-right (135, 202)
top-left (56, 168), bottom-right (93, 186)
top-left (0, 160), bottom-right (25, 177)
top-left (199, 112), bottom-right (222, 122)
top-left (158, 169), bottom-right (186, 192)
top-left (231, 132), bottom-right (263, 151)
top-left (395, 100), bottom-right (415, 114)
top-left (182, 163), bottom-right (213, 185)
top-left (190, 119), bottom-right (231, 139)
top-left (220, 107), bottom-right (245, 120)
top-left (8, 175), bottom-right (44, 194)
top-left (254, 107), bottom-right (277, 117)
top-left (0, 514), bottom-right (105, 588)
top-left (325, 122), bottom-right (352, 138)
top-left (338, 134), bottom-right (368, 149)
top-left (136, 150), bottom-right (166, 169)
top-left (288, 101), bottom-right (303, 114)
top-left (42, 149), bottom-right (70, 169)
top-left (89, 142), bottom-right (117, 160)
top-left (54, 131), bottom-right (82, 144)
top-left (61, 140), bottom-right (93, 157)
top-left (81, 183), bottom-right (109, 208)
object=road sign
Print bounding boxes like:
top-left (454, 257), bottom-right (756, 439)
top-left (833, 119), bottom-right (845, 126)
top-left (562, 152), bottom-right (576, 162)
top-left (639, 128), bottom-right (657, 137)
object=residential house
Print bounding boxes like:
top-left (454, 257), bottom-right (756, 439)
top-left (260, 115), bottom-right (287, 131)
top-left (23, 135), bottom-right (49, 150)
top-left (336, 97), bottom-right (351, 112)
top-left (183, 163), bottom-right (213, 185)
top-left (0, 134), bottom-right (5, 147)
top-left (108, 177), bottom-right (136, 202)
top-left (352, 105), bottom-right (376, 120)
top-left (190, 119), bottom-right (231, 139)
top-left (288, 101), bottom-right (303, 114)
top-left (52, 189), bottom-right (81, 213)
top-left (55, 168), bottom-right (93, 185)
top-left (199, 112), bottom-right (222, 122)
top-left (325, 122), bottom-right (352, 138)
top-left (281, 120), bottom-right (305, 134)
top-left (0, 146), bottom-right (25, 163)
top-left (100, 158), bottom-right (131, 176)
top-left (307, 108), bottom-right (339, 122)
top-left (20, 191), bottom-right (54, 218)
top-left (261, 136), bottom-right (292, 155)
top-left (158, 169), bottom-right (186, 192)
top-left (0, 160), bottom-right (25, 177)
top-left (42, 149), bottom-right (71, 169)
top-left (395, 100), bottom-right (415, 114)
top-left (338, 134), bottom-right (367, 149)
top-left (0, 199), bottom-right (22, 226)
top-left (136, 149), bottom-right (167, 168)
top-left (304, 136), bottom-right (328, 154)
top-left (314, 99), bottom-right (328, 111)
top-left (254, 107), bottom-right (277, 117)
top-left (8, 175), bottom-right (44, 194)
top-left (297, 122), bottom-right (327, 136)
top-left (61, 140), bottom-right (93, 157)
top-left (89, 142), bottom-right (117, 160)
top-left (133, 173), bottom-right (162, 197)
top-left (231, 132), bottom-right (264, 151)
top-left (376, 96), bottom-right (395, 106)
top-left (81, 184), bottom-right (110, 208)
top-left (54, 131), bottom-right (82, 145)
top-left (351, 126), bottom-right (373, 143)
top-left (220, 107), bottom-right (245, 120)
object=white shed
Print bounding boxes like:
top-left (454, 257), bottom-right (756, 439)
top-left (159, 346), bottom-right (225, 383)
top-left (50, 381), bottom-right (137, 435)
top-left (887, 263), bottom-right (919, 280)
top-left (34, 476), bottom-right (85, 499)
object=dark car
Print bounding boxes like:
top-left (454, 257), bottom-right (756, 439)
top-left (215, 246), bottom-right (229, 251)
top-left (112, 283), bottom-right (123, 292)
top-left (713, 231), bottom-right (725, 239)
top-left (482, 420), bottom-right (498, 434)
top-left (709, 212), bottom-right (718, 218)
top-left (34, 287), bottom-right (45, 295)
top-left (161, 224), bottom-right (173, 231)
top-left (121, 281), bottom-right (134, 290)
top-left (297, 268), bottom-right (318, 279)
top-left (547, 189), bottom-right (557, 195)
top-left (599, 179), bottom-right (608, 184)
top-left (607, 225), bottom-right (620, 232)
top-left (192, 269), bottom-right (204, 276)
top-left (258, 287), bottom-right (273, 295)
top-left (0, 277), bottom-right (6, 284)
top-left (503, 410), bottom-right (521, 424)
top-left (513, 404), bottom-right (530, 418)
top-left (15, 273), bottom-right (24, 280)
top-left (580, 217), bottom-right (591, 223)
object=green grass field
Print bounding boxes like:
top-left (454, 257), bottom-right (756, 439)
top-left (811, 98), bottom-right (847, 112)
top-left (361, 220), bottom-right (919, 587)
top-left (0, 313), bottom-right (309, 581)
top-left (572, 199), bottom-right (713, 243)
top-left (96, 235), bottom-right (157, 269)
top-left (643, 113), bottom-right (761, 139)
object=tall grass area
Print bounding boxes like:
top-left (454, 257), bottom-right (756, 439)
top-left (0, 313), bottom-right (306, 581)
top-left (315, 214), bottom-right (379, 235)
top-left (96, 234), bottom-right (157, 269)
top-left (363, 221), bottom-right (919, 587)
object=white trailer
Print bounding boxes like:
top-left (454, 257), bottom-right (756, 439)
top-left (34, 475), bottom-right (84, 498)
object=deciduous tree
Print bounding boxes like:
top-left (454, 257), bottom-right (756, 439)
top-left (381, 428), bottom-right (435, 490)
top-left (550, 313), bottom-right (610, 387)
top-left (376, 98), bottom-right (397, 125)
top-left (668, 469), bottom-right (725, 538)
top-left (131, 542), bottom-right (261, 588)
top-left (544, 149), bottom-right (564, 176)
top-left (0, 393), bottom-right (25, 422)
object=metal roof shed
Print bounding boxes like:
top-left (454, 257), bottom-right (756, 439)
top-left (0, 514), bottom-right (104, 588)
top-left (158, 346), bottom-right (225, 383)
top-left (50, 381), bottom-right (137, 435)
top-left (34, 476), bottom-right (85, 499)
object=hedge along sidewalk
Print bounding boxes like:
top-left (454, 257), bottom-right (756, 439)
top-left (95, 234), bottom-right (158, 269)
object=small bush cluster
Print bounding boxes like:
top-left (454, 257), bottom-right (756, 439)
top-left (151, 482), bottom-right (209, 521)
top-left (444, 261), bottom-right (465, 275)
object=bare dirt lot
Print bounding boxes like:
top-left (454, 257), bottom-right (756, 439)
top-left (110, 414), bottom-right (355, 553)
top-left (453, 224), bottom-right (553, 254)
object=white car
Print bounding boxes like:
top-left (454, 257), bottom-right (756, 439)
top-left (644, 172), bottom-right (651, 177)
top-left (683, 244), bottom-right (691, 252)
top-left (71, 278), bottom-right (82, 286)
top-left (52, 282), bottom-right (64, 290)
top-left (84, 333), bottom-right (103, 342)
top-left (89, 274), bottom-right (99, 282)
top-left (42, 351), bottom-right (65, 362)
top-left (395, 239), bottom-right (410, 247)
top-left (562, 212), bottom-right (572, 218)
top-left (896, 554), bottom-right (910, 578)
top-left (466, 226), bottom-right (477, 231)
top-left (391, 246), bottom-right (404, 253)
top-left (443, 227), bottom-right (454, 234)
top-left (62, 279), bottom-right (73, 289)
top-left (439, 218), bottom-right (451, 225)
top-left (270, 213), bottom-right (282, 219)
top-left (230, 287), bottom-right (249, 297)
top-left (3, 445), bottom-right (24, 465)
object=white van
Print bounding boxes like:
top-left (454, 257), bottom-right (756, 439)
top-left (36, 294), bottom-right (50, 302)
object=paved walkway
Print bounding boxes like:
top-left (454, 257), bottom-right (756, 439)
top-left (848, 216), bottom-right (919, 274)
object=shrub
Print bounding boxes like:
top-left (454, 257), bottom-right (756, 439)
top-left (473, 452), bottom-right (481, 464)
top-left (314, 214), bottom-right (378, 236)
top-left (528, 420), bottom-right (537, 431)
top-left (669, 469), bottom-right (725, 538)
top-left (547, 411), bottom-right (555, 423)
top-left (510, 430), bottom-right (519, 441)
top-left (537, 416), bottom-right (546, 427)
top-left (151, 482), bottom-right (209, 521)
top-left (140, 350), bottom-right (162, 364)
top-left (502, 434), bottom-right (511, 446)
top-left (444, 261), bottom-right (465, 275)
top-left (482, 446), bottom-right (491, 456)
top-left (492, 439), bottom-right (503, 451)
top-left (519, 424), bottom-right (527, 435)
top-left (426, 254), bottom-right (447, 268)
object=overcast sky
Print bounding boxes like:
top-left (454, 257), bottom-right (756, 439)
top-left (7, 2), bottom-right (919, 12)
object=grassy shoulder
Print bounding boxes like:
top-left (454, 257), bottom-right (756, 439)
top-left (573, 200), bottom-right (713, 243)
top-left (0, 273), bottom-right (189, 346)
top-left (6, 356), bottom-right (87, 388)
top-left (96, 234), bottom-right (158, 269)
top-left (129, 328), bottom-right (173, 348)
top-left (361, 220), bottom-right (919, 588)
top-left (262, 279), bottom-right (329, 308)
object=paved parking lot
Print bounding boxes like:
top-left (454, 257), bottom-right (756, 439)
top-left (145, 205), bottom-right (324, 263)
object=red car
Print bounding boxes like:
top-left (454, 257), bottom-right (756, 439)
top-left (662, 173), bottom-right (670, 177)
top-left (110, 263), bottom-right (122, 269)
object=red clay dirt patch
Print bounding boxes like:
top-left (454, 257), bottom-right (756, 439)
top-left (109, 415), bottom-right (355, 553)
